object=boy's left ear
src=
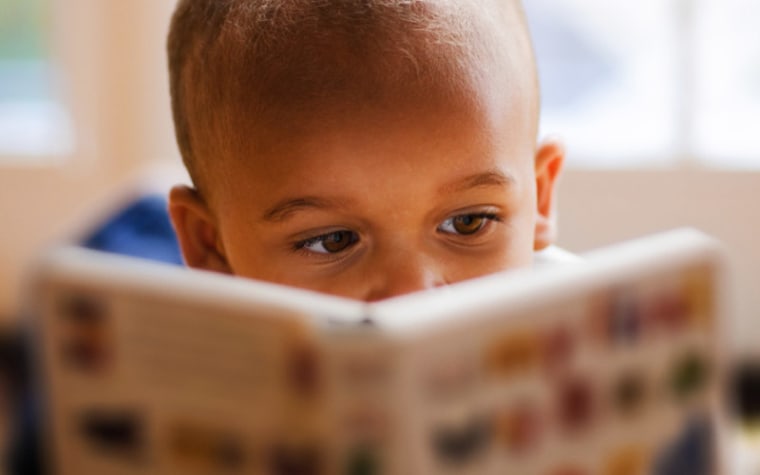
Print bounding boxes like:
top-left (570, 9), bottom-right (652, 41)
top-left (533, 139), bottom-right (565, 251)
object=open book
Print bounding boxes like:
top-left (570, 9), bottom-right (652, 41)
top-left (31, 229), bottom-right (728, 475)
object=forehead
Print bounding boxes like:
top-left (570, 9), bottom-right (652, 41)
top-left (188, 1), bottom-right (538, 202)
top-left (205, 80), bottom-right (537, 221)
top-left (201, 73), bottom-right (538, 214)
top-left (187, 1), bottom-right (537, 170)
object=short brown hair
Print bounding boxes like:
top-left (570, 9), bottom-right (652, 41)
top-left (168, 0), bottom-right (536, 194)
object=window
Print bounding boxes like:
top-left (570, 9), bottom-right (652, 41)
top-left (0, 0), bottom-right (73, 158)
top-left (524, 0), bottom-right (760, 168)
top-left (693, 0), bottom-right (760, 166)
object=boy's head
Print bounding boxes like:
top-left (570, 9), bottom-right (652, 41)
top-left (167, 0), bottom-right (565, 301)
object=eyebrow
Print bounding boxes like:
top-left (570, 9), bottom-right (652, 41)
top-left (438, 170), bottom-right (517, 194)
top-left (262, 170), bottom-right (515, 222)
top-left (262, 196), bottom-right (354, 222)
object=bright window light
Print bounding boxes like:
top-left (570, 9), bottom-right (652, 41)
top-left (693, 0), bottom-right (760, 167)
top-left (0, 0), bottom-right (73, 158)
top-left (526, 0), bottom-right (679, 167)
top-left (526, 0), bottom-right (760, 169)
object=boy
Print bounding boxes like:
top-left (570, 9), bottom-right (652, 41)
top-left (167, 0), bottom-right (569, 302)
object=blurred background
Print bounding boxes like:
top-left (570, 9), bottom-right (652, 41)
top-left (0, 0), bottom-right (759, 470)
top-left (0, 0), bottom-right (758, 344)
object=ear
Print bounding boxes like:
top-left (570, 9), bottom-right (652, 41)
top-left (533, 140), bottom-right (565, 251)
top-left (168, 185), bottom-right (232, 274)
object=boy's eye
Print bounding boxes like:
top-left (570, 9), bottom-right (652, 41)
top-left (298, 231), bottom-right (359, 254)
top-left (438, 214), bottom-right (495, 236)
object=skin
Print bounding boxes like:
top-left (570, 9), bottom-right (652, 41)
top-left (168, 65), bottom-right (564, 302)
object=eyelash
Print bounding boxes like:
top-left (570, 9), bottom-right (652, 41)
top-left (293, 212), bottom-right (502, 256)
top-left (437, 212), bottom-right (501, 236)
top-left (294, 230), bottom-right (359, 256)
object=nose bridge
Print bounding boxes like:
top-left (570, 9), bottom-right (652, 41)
top-left (364, 242), bottom-right (444, 301)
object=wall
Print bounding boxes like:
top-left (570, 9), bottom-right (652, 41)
top-left (0, 0), bottom-right (178, 323)
top-left (557, 168), bottom-right (760, 351)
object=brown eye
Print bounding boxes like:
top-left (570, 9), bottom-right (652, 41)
top-left (300, 231), bottom-right (358, 254)
top-left (438, 214), bottom-right (499, 236)
top-left (439, 214), bottom-right (493, 236)
top-left (322, 231), bottom-right (355, 253)
top-left (453, 215), bottom-right (485, 235)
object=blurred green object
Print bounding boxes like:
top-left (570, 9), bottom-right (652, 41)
top-left (0, 0), bottom-right (55, 105)
top-left (0, 0), bottom-right (47, 60)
